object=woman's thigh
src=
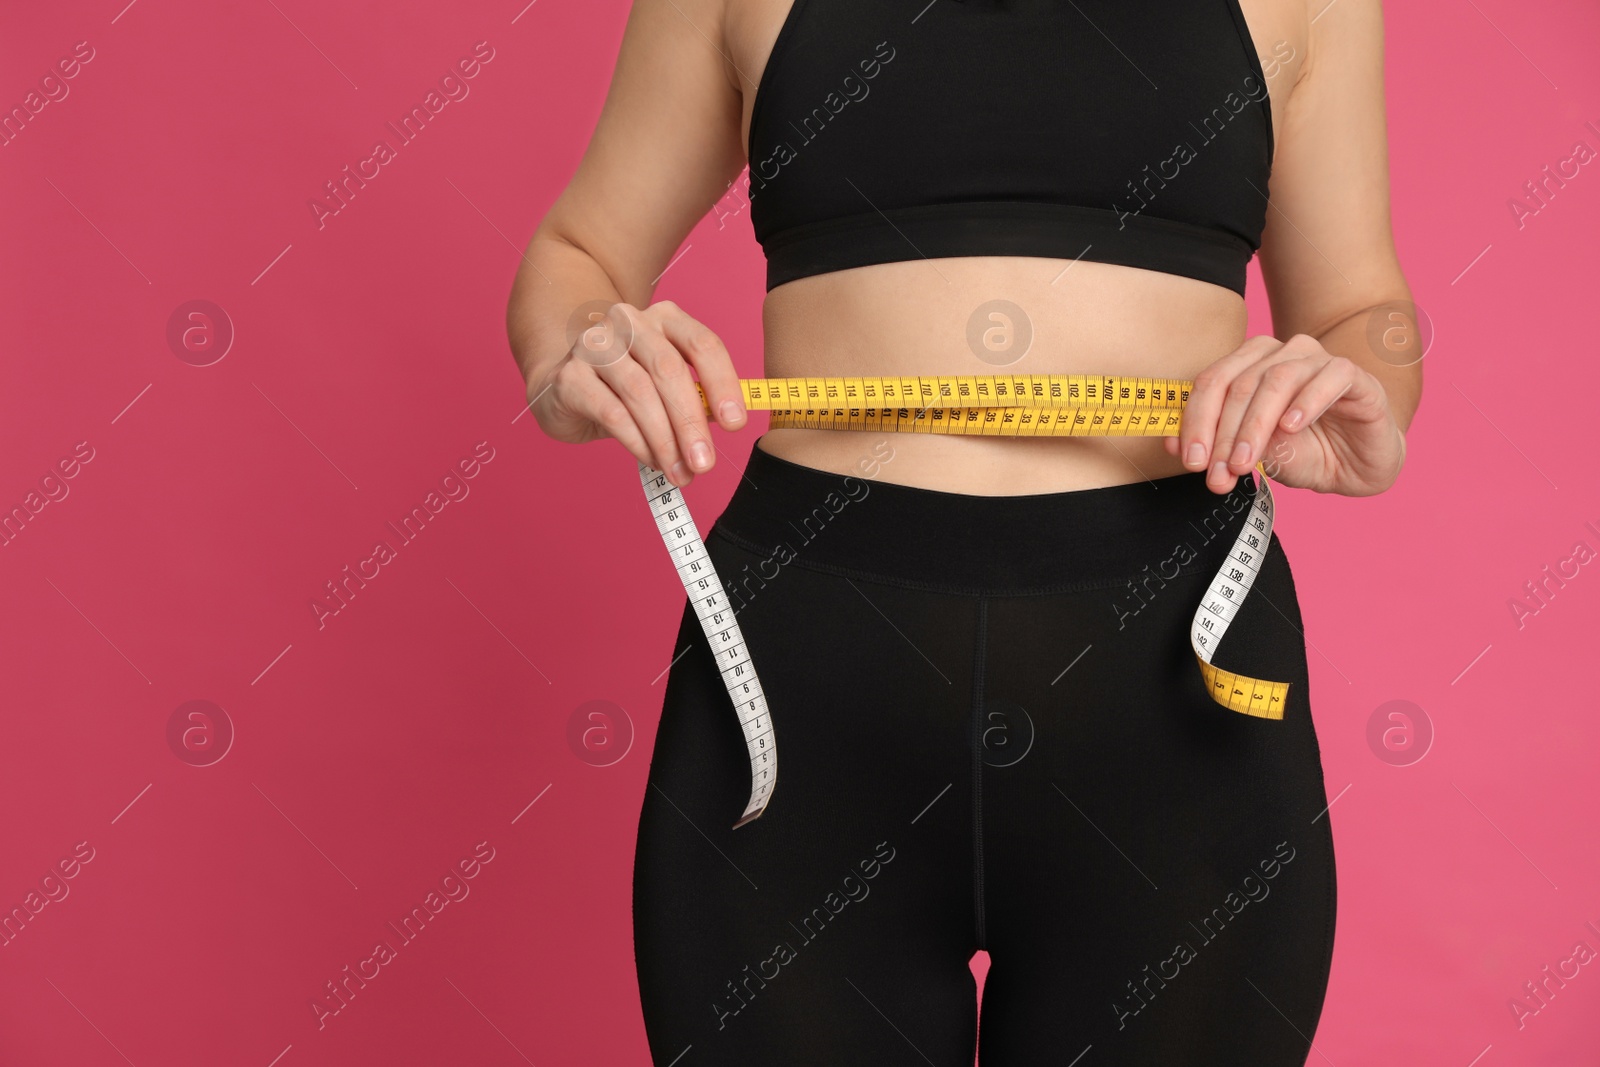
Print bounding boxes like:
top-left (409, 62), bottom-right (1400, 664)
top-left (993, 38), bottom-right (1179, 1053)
top-left (975, 534), bottom-right (1338, 1065)
top-left (632, 532), bottom-right (987, 1066)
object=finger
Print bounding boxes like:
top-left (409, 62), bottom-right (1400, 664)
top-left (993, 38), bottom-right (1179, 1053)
top-left (544, 360), bottom-right (656, 468)
top-left (1209, 343), bottom-right (1320, 489)
top-left (1207, 337), bottom-right (1324, 490)
top-left (656, 303), bottom-right (747, 432)
top-left (527, 354), bottom-right (582, 437)
top-left (628, 306), bottom-right (716, 477)
top-left (525, 349), bottom-right (574, 413)
top-left (1259, 436), bottom-right (1299, 481)
top-left (1225, 358), bottom-right (1325, 474)
top-left (597, 352), bottom-right (688, 483)
top-left (1278, 356), bottom-right (1367, 432)
top-left (1179, 335), bottom-right (1281, 475)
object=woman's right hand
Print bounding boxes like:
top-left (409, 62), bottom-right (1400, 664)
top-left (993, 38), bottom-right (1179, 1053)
top-left (526, 299), bottom-right (748, 487)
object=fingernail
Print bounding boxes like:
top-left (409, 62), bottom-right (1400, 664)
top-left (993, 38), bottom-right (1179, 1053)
top-left (1210, 460), bottom-right (1229, 485)
top-left (671, 461), bottom-right (688, 484)
top-left (1231, 441), bottom-right (1251, 466)
top-left (689, 441), bottom-right (711, 470)
top-left (1186, 442), bottom-right (1206, 467)
top-left (1283, 408), bottom-right (1303, 429)
top-left (719, 399), bottom-right (743, 424)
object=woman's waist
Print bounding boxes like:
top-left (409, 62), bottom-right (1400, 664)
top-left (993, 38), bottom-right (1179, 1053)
top-left (759, 255), bottom-right (1247, 375)
top-left (753, 259), bottom-right (1245, 493)
top-left (754, 431), bottom-right (1196, 494)
top-left (710, 435), bottom-right (1259, 595)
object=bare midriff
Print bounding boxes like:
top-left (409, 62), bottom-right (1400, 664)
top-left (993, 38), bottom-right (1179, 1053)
top-left (754, 254), bottom-right (1249, 495)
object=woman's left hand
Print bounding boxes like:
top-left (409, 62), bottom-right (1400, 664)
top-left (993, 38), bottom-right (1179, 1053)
top-left (1165, 333), bottom-right (1407, 497)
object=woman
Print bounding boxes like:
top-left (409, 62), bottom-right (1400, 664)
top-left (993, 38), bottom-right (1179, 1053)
top-left (508, 0), bottom-right (1418, 1061)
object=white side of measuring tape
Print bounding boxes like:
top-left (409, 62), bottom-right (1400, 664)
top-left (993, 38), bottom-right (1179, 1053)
top-left (1190, 472), bottom-right (1286, 717)
top-left (640, 462), bottom-right (776, 828)
top-left (644, 458), bottom-right (1279, 829)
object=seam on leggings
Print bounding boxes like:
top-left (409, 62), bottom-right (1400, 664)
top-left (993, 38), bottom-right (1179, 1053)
top-left (1319, 803), bottom-right (1338, 1010)
top-left (708, 525), bottom-right (1236, 598)
top-left (972, 597), bottom-right (989, 952)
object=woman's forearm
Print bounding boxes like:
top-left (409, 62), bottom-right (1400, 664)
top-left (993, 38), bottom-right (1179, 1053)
top-left (1310, 298), bottom-right (1425, 433)
top-left (506, 225), bottom-right (631, 396)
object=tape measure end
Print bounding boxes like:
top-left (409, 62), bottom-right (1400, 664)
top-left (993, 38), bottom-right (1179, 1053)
top-left (732, 809), bottom-right (765, 830)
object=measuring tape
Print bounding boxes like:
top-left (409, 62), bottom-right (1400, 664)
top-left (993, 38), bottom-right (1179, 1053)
top-left (641, 374), bottom-right (1290, 828)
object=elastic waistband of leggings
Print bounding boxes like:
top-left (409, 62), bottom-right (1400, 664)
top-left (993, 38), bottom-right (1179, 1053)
top-left (706, 436), bottom-right (1261, 596)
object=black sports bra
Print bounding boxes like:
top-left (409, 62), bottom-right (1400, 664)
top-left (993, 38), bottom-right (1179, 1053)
top-left (746, 0), bottom-right (1275, 296)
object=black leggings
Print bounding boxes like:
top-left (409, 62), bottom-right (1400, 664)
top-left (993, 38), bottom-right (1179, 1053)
top-left (634, 437), bottom-right (1337, 1066)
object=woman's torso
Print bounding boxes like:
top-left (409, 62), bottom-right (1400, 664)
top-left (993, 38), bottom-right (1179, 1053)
top-left (723, 0), bottom-right (1308, 493)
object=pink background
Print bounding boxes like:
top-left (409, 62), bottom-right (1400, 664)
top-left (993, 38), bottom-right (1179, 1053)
top-left (2, 0), bottom-right (1597, 1064)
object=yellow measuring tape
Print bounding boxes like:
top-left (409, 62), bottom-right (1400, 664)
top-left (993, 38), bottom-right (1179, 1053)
top-left (731, 373), bottom-right (1194, 436)
top-left (643, 373), bottom-right (1289, 827)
